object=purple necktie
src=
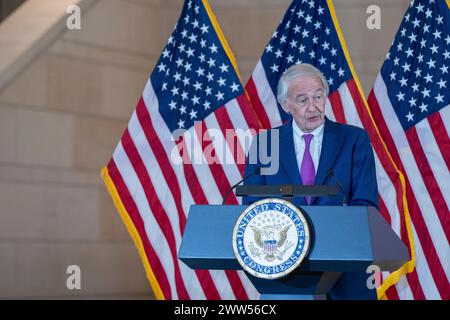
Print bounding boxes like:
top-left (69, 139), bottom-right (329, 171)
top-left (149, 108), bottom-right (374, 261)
top-left (300, 134), bottom-right (315, 205)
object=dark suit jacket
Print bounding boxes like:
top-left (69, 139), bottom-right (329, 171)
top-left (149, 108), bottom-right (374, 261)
top-left (243, 117), bottom-right (379, 209)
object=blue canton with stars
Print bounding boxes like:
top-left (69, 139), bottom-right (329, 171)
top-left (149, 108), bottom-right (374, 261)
top-left (261, 0), bottom-right (352, 123)
top-left (151, 0), bottom-right (243, 133)
top-left (381, 0), bottom-right (450, 130)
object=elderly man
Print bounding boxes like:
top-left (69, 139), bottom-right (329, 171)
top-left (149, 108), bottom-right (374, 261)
top-left (243, 63), bottom-right (379, 209)
top-left (242, 63), bottom-right (379, 300)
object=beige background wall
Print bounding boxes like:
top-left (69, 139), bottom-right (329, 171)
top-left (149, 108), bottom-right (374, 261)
top-left (0, 0), bottom-right (409, 299)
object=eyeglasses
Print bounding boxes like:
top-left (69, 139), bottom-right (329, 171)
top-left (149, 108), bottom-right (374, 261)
top-left (290, 91), bottom-right (325, 108)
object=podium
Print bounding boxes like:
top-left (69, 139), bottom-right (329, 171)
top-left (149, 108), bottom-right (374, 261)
top-left (178, 205), bottom-right (409, 300)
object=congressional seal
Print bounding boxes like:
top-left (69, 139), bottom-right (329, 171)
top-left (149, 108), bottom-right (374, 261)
top-left (232, 198), bottom-right (310, 280)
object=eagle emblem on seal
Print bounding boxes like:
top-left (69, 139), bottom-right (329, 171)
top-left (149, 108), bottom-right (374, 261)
top-left (249, 224), bottom-right (294, 262)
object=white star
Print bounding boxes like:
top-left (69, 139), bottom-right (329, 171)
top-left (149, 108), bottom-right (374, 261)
top-left (217, 77), bottom-right (226, 86)
top-left (275, 49), bottom-right (283, 58)
top-left (396, 91), bottom-right (405, 101)
top-left (209, 43), bottom-right (218, 54)
top-left (182, 76), bottom-right (190, 86)
top-left (419, 103), bottom-right (428, 113)
top-left (191, 95), bottom-right (200, 105)
top-left (443, 50), bottom-right (450, 60)
top-left (399, 77), bottom-right (408, 87)
top-left (203, 101), bottom-right (211, 110)
top-left (397, 42), bottom-right (403, 51)
top-left (414, 68), bottom-right (422, 78)
top-left (302, 29), bottom-right (309, 38)
top-left (325, 27), bottom-right (330, 35)
top-left (328, 77), bottom-right (334, 85)
top-left (181, 91), bottom-right (188, 100)
top-left (411, 83), bottom-right (419, 92)
top-left (386, 52), bottom-right (391, 60)
top-left (446, 35), bottom-right (450, 45)
top-left (430, 44), bottom-right (439, 54)
top-left (299, 44), bottom-right (305, 53)
top-left (322, 41), bottom-right (330, 50)
top-left (440, 65), bottom-right (449, 74)
top-left (331, 48), bottom-right (337, 56)
top-left (423, 24), bottom-right (430, 33)
top-left (195, 67), bottom-right (205, 77)
top-left (171, 86), bottom-right (179, 96)
top-left (270, 64), bottom-right (279, 73)
top-left (181, 29), bottom-right (188, 38)
top-left (319, 56), bottom-right (327, 65)
top-left (198, 53), bottom-right (206, 63)
top-left (424, 73), bottom-right (433, 83)
top-left (179, 105), bottom-right (187, 114)
top-left (330, 63), bottom-right (336, 70)
top-left (230, 82), bottom-right (240, 92)
top-left (426, 59), bottom-right (436, 69)
top-left (400, 28), bottom-right (407, 37)
top-left (194, 5), bottom-right (200, 15)
top-left (393, 57), bottom-right (400, 66)
top-left (219, 63), bottom-right (229, 73)
top-left (189, 109), bottom-right (198, 120)
top-left (188, 34), bottom-right (197, 43)
top-left (293, 25), bottom-right (301, 33)
top-left (305, 15), bottom-right (312, 23)
top-left (215, 91), bottom-right (224, 101)
top-left (193, 81), bottom-right (202, 91)
top-left (435, 94), bottom-right (444, 104)
top-left (402, 62), bottom-right (411, 72)
top-left (436, 15), bottom-right (443, 24)
top-left (287, 55), bottom-right (294, 63)
top-left (312, 36), bottom-right (319, 44)
top-left (406, 112), bottom-right (414, 122)
top-left (421, 88), bottom-right (430, 98)
top-left (412, 18), bottom-right (420, 28)
top-left (200, 24), bottom-right (209, 34)
top-left (405, 48), bottom-right (414, 57)
top-left (157, 63), bottom-right (166, 72)
top-left (290, 39), bottom-right (298, 48)
top-left (314, 21), bottom-right (321, 29)
top-left (169, 100), bottom-right (177, 110)
top-left (437, 79), bottom-right (447, 89)
top-left (416, 3), bottom-right (424, 13)
top-left (417, 54), bottom-right (424, 63)
top-left (183, 63), bottom-right (192, 72)
top-left (205, 86), bottom-right (212, 95)
top-left (420, 39), bottom-right (427, 48)
top-left (272, 31), bottom-right (278, 38)
top-left (425, 8), bottom-right (432, 19)
top-left (206, 72), bottom-right (214, 82)
top-left (318, 6), bottom-right (324, 15)
top-left (162, 82), bottom-right (167, 91)
top-left (408, 97), bottom-right (417, 107)
top-left (186, 47), bottom-right (195, 57)
top-left (309, 51), bottom-right (315, 59)
top-left (177, 119), bottom-right (185, 129)
top-left (162, 48), bottom-right (170, 58)
top-left (280, 35), bottom-right (287, 43)
top-left (266, 44), bottom-right (273, 52)
top-left (207, 58), bottom-right (216, 68)
top-left (390, 72), bottom-right (397, 81)
top-left (433, 30), bottom-right (441, 40)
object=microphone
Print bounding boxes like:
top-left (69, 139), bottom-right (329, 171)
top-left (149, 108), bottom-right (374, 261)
top-left (222, 167), bottom-right (261, 205)
top-left (327, 169), bottom-right (347, 206)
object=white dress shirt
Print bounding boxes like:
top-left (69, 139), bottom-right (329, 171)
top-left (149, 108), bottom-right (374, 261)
top-left (292, 120), bottom-right (324, 175)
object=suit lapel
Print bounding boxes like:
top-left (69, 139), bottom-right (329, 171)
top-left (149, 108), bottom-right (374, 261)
top-left (311, 118), bottom-right (345, 205)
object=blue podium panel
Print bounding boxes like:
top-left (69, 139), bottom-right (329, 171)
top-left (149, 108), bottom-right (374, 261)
top-left (179, 205), bottom-right (409, 273)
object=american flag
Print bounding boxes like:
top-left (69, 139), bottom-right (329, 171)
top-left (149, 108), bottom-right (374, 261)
top-left (367, 0), bottom-right (449, 300)
top-left (245, 0), bottom-right (416, 299)
top-left (101, 0), bottom-right (261, 299)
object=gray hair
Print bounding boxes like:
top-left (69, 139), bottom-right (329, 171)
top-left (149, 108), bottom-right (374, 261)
top-left (277, 64), bottom-right (329, 106)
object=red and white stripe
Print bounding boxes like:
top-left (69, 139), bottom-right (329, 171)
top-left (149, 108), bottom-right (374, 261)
top-left (368, 75), bottom-right (450, 300)
top-left (245, 59), bottom-right (447, 299)
top-left (107, 78), bottom-right (262, 299)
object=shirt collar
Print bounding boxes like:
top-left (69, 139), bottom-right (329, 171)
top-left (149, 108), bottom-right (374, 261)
top-left (292, 119), bottom-right (325, 141)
